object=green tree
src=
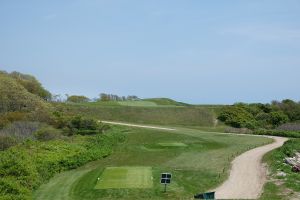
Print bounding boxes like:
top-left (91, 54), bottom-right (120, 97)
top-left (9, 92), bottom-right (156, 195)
top-left (218, 106), bottom-right (257, 129)
top-left (9, 71), bottom-right (52, 101)
top-left (67, 95), bottom-right (90, 103)
top-left (269, 111), bottom-right (289, 126)
top-left (0, 73), bottom-right (49, 113)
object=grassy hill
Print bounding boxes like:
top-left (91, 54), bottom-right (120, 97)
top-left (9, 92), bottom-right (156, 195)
top-left (118, 101), bottom-right (158, 107)
top-left (142, 98), bottom-right (190, 106)
top-left (0, 72), bottom-right (49, 114)
top-left (60, 102), bottom-right (216, 127)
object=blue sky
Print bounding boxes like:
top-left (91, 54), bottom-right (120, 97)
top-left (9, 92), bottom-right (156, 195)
top-left (1, 0), bottom-right (300, 104)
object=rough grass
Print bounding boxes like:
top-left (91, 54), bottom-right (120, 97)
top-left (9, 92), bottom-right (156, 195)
top-left (61, 104), bottom-right (215, 127)
top-left (95, 166), bottom-right (153, 189)
top-left (34, 127), bottom-right (272, 200)
top-left (260, 139), bottom-right (300, 200)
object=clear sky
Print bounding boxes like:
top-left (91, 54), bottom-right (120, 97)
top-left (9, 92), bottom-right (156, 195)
top-left (1, 0), bottom-right (300, 104)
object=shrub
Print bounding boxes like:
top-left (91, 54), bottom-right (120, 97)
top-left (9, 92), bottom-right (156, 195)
top-left (0, 177), bottom-right (31, 200)
top-left (269, 111), bottom-right (289, 126)
top-left (0, 73), bottom-right (49, 113)
top-left (218, 106), bottom-right (257, 129)
top-left (0, 135), bottom-right (17, 151)
top-left (0, 121), bottom-right (41, 141)
top-left (50, 112), bottom-right (106, 135)
top-left (218, 102), bottom-right (296, 130)
top-left (34, 126), bottom-right (62, 141)
top-left (0, 112), bottom-right (27, 129)
top-left (0, 129), bottom-right (124, 199)
top-left (67, 95), bottom-right (90, 103)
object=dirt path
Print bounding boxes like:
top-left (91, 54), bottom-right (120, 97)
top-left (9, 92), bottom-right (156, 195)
top-left (214, 136), bottom-right (288, 199)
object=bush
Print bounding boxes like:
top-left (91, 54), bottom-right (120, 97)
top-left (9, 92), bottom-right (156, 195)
top-left (0, 129), bottom-right (124, 199)
top-left (0, 112), bottom-right (27, 129)
top-left (50, 112), bottom-right (108, 135)
top-left (0, 136), bottom-right (17, 151)
top-left (269, 111), bottom-right (289, 126)
top-left (67, 95), bottom-right (90, 103)
top-left (218, 102), bottom-right (294, 130)
top-left (218, 106), bottom-right (257, 129)
top-left (0, 73), bottom-right (49, 113)
top-left (0, 121), bottom-right (41, 141)
top-left (0, 177), bottom-right (31, 200)
top-left (34, 126), bottom-right (62, 141)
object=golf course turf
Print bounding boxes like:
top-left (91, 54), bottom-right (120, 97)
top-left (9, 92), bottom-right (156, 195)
top-left (158, 142), bottom-right (187, 147)
top-left (34, 126), bottom-right (272, 200)
top-left (95, 166), bottom-right (153, 189)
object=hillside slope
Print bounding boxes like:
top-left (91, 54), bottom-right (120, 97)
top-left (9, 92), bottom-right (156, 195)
top-left (143, 98), bottom-right (189, 106)
top-left (60, 103), bottom-right (215, 127)
top-left (0, 72), bottom-right (49, 113)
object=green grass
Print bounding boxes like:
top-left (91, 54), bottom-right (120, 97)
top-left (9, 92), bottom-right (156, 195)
top-left (157, 142), bottom-right (187, 147)
top-left (65, 98), bottom-right (189, 108)
top-left (118, 101), bottom-right (158, 107)
top-left (61, 103), bottom-right (216, 127)
top-left (34, 126), bottom-right (272, 200)
top-left (95, 166), bottom-right (153, 189)
top-left (260, 182), bottom-right (284, 200)
top-left (260, 139), bottom-right (300, 200)
top-left (142, 98), bottom-right (189, 106)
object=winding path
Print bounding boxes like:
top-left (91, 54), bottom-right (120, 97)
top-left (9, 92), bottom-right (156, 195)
top-left (214, 136), bottom-right (288, 199)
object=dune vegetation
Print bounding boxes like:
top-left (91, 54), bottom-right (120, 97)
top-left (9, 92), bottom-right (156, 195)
top-left (1, 71), bottom-right (300, 199)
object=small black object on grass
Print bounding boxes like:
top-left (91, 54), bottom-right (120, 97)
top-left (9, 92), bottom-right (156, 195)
top-left (194, 191), bottom-right (215, 200)
top-left (160, 173), bottom-right (172, 192)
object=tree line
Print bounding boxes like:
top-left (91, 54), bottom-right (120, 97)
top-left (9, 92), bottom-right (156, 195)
top-left (218, 100), bottom-right (300, 130)
top-left (61, 93), bottom-right (140, 103)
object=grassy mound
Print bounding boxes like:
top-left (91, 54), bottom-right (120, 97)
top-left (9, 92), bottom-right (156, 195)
top-left (143, 98), bottom-right (189, 106)
top-left (0, 73), bottom-right (49, 113)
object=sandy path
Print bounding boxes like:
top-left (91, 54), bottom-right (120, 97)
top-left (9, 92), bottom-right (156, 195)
top-left (214, 136), bottom-right (288, 199)
top-left (100, 121), bottom-right (176, 131)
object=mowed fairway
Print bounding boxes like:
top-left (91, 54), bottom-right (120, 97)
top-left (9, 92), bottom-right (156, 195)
top-left (158, 142), bottom-right (187, 147)
top-left (34, 126), bottom-right (272, 200)
top-left (95, 167), bottom-right (153, 189)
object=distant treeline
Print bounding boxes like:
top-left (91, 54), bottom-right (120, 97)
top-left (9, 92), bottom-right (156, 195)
top-left (99, 93), bottom-right (139, 101)
top-left (53, 93), bottom-right (140, 103)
